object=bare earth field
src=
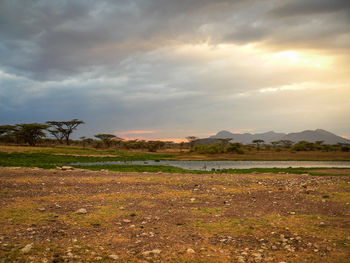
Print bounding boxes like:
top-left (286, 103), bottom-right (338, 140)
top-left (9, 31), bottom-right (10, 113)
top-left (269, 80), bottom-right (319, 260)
top-left (0, 167), bottom-right (349, 263)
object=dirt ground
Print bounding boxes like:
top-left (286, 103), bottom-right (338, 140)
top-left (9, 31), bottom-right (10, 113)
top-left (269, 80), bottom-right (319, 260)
top-left (0, 167), bottom-right (349, 263)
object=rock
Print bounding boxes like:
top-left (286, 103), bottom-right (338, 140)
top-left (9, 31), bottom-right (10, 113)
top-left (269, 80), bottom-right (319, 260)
top-left (21, 243), bottom-right (33, 253)
top-left (38, 207), bottom-right (46, 212)
top-left (190, 198), bottom-right (196, 202)
top-left (142, 249), bottom-right (161, 256)
top-left (67, 252), bottom-right (73, 258)
top-left (61, 166), bottom-right (73, 171)
top-left (75, 208), bottom-right (87, 214)
top-left (187, 248), bottom-right (195, 254)
top-left (237, 256), bottom-right (245, 263)
top-left (290, 211), bottom-right (296, 215)
top-left (252, 252), bottom-right (262, 262)
top-left (108, 254), bottom-right (119, 260)
top-left (123, 219), bottom-right (131, 223)
top-left (95, 256), bottom-right (103, 260)
top-left (151, 249), bottom-right (161, 254)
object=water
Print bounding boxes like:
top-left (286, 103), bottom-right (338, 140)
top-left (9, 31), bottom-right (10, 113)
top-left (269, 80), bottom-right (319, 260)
top-left (70, 160), bottom-right (350, 171)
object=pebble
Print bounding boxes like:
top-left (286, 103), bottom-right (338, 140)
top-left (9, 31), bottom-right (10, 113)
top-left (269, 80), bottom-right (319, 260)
top-left (61, 166), bottom-right (74, 170)
top-left (123, 219), bottom-right (131, 223)
top-left (142, 249), bottom-right (161, 256)
top-left (151, 249), bottom-right (161, 254)
top-left (75, 208), bottom-right (87, 214)
top-left (20, 243), bottom-right (33, 253)
top-left (252, 252), bottom-right (262, 261)
top-left (187, 248), bottom-right (195, 254)
top-left (108, 254), bottom-right (119, 260)
top-left (237, 255), bottom-right (245, 263)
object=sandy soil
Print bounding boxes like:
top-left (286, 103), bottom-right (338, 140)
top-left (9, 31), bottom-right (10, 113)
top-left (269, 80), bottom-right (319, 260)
top-left (0, 167), bottom-right (349, 262)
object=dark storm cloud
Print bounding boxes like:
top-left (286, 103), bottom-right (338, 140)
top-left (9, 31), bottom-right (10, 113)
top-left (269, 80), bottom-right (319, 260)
top-left (270, 0), bottom-right (350, 17)
top-left (0, 0), bottom-right (349, 138)
top-left (1, 0), bottom-right (348, 80)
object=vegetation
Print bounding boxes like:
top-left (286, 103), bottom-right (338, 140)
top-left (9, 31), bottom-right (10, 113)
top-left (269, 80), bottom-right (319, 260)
top-left (191, 142), bottom-right (244, 154)
top-left (252, 139), bottom-right (265, 150)
top-left (13, 123), bottom-right (50, 146)
top-left (46, 119), bottom-right (84, 145)
top-left (0, 151), bottom-right (173, 169)
top-left (0, 150), bottom-right (348, 176)
top-left (94, 133), bottom-right (118, 148)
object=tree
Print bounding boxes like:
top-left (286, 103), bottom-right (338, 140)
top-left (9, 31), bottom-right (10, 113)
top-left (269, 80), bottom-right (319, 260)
top-left (95, 134), bottom-right (116, 147)
top-left (186, 136), bottom-right (198, 148)
top-left (146, 140), bottom-right (165, 152)
top-left (0, 125), bottom-right (16, 136)
top-left (218, 138), bottom-right (232, 147)
top-left (252, 139), bottom-right (264, 150)
top-left (0, 125), bottom-right (17, 143)
top-left (15, 123), bottom-right (49, 146)
top-left (278, 140), bottom-right (293, 148)
top-left (47, 119), bottom-right (84, 145)
top-left (226, 142), bottom-right (244, 154)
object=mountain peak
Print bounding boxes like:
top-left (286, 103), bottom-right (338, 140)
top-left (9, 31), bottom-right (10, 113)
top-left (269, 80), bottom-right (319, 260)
top-left (209, 129), bottom-right (350, 144)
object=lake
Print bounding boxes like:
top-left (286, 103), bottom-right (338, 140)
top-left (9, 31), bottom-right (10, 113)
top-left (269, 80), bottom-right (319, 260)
top-left (70, 160), bottom-right (350, 171)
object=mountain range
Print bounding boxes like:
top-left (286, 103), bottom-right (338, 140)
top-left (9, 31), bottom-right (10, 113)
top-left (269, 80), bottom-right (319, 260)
top-left (209, 129), bottom-right (350, 145)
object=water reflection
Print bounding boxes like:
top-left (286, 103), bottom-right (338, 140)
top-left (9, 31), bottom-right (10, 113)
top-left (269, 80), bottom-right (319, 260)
top-left (70, 160), bottom-right (350, 170)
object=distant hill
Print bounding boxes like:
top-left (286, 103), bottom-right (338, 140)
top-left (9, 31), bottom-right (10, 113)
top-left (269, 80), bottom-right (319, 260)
top-left (210, 129), bottom-right (350, 145)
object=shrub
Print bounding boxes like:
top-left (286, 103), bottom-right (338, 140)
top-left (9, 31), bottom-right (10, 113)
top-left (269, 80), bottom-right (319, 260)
top-left (225, 143), bottom-right (244, 154)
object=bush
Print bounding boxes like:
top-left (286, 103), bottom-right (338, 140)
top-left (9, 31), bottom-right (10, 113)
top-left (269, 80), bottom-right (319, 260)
top-left (190, 144), bottom-right (224, 154)
top-left (225, 143), bottom-right (244, 154)
top-left (341, 146), bottom-right (350, 152)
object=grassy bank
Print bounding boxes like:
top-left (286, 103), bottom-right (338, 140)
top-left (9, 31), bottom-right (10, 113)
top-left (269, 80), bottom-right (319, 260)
top-left (0, 151), bottom-right (171, 169)
top-left (0, 149), bottom-right (349, 176)
top-left (1, 145), bottom-right (350, 161)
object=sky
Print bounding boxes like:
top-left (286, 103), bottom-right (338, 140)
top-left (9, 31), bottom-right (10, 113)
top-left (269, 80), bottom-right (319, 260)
top-left (0, 0), bottom-right (349, 141)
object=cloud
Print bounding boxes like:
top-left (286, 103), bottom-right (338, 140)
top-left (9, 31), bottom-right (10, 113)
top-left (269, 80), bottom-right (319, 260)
top-left (269, 0), bottom-right (350, 17)
top-left (0, 0), bottom-right (349, 139)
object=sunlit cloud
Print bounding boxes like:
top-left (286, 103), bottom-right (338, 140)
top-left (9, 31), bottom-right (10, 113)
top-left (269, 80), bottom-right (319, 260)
top-left (0, 0), bottom-right (349, 138)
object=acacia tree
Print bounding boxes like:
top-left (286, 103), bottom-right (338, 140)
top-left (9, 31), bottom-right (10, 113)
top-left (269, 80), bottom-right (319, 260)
top-left (146, 140), bottom-right (166, 152)
top-left (252, 139), bottom-right (264, 150)
top-left (0, 125), bottom-right (16, 135)
top-left (15, 123), bottom-right (49, 146)
top-left (0, 125), bottom-right (17, 143)
top-left (277, 140), bottom-right (293, 148)
top-left (95, 134), bottom-right (116, 148)
top-left (47, 119), bottom-right (84, 145)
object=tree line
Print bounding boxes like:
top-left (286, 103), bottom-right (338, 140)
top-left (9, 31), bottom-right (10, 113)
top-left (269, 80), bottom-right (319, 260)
top-left (187, 137), bottom-right (350, 154)
top-left (1, 122), bottom-right (348, 153)
top-left (0, 120), bottom-right (84, 146)
top-left (0, 120), bottom-right (171, 152)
